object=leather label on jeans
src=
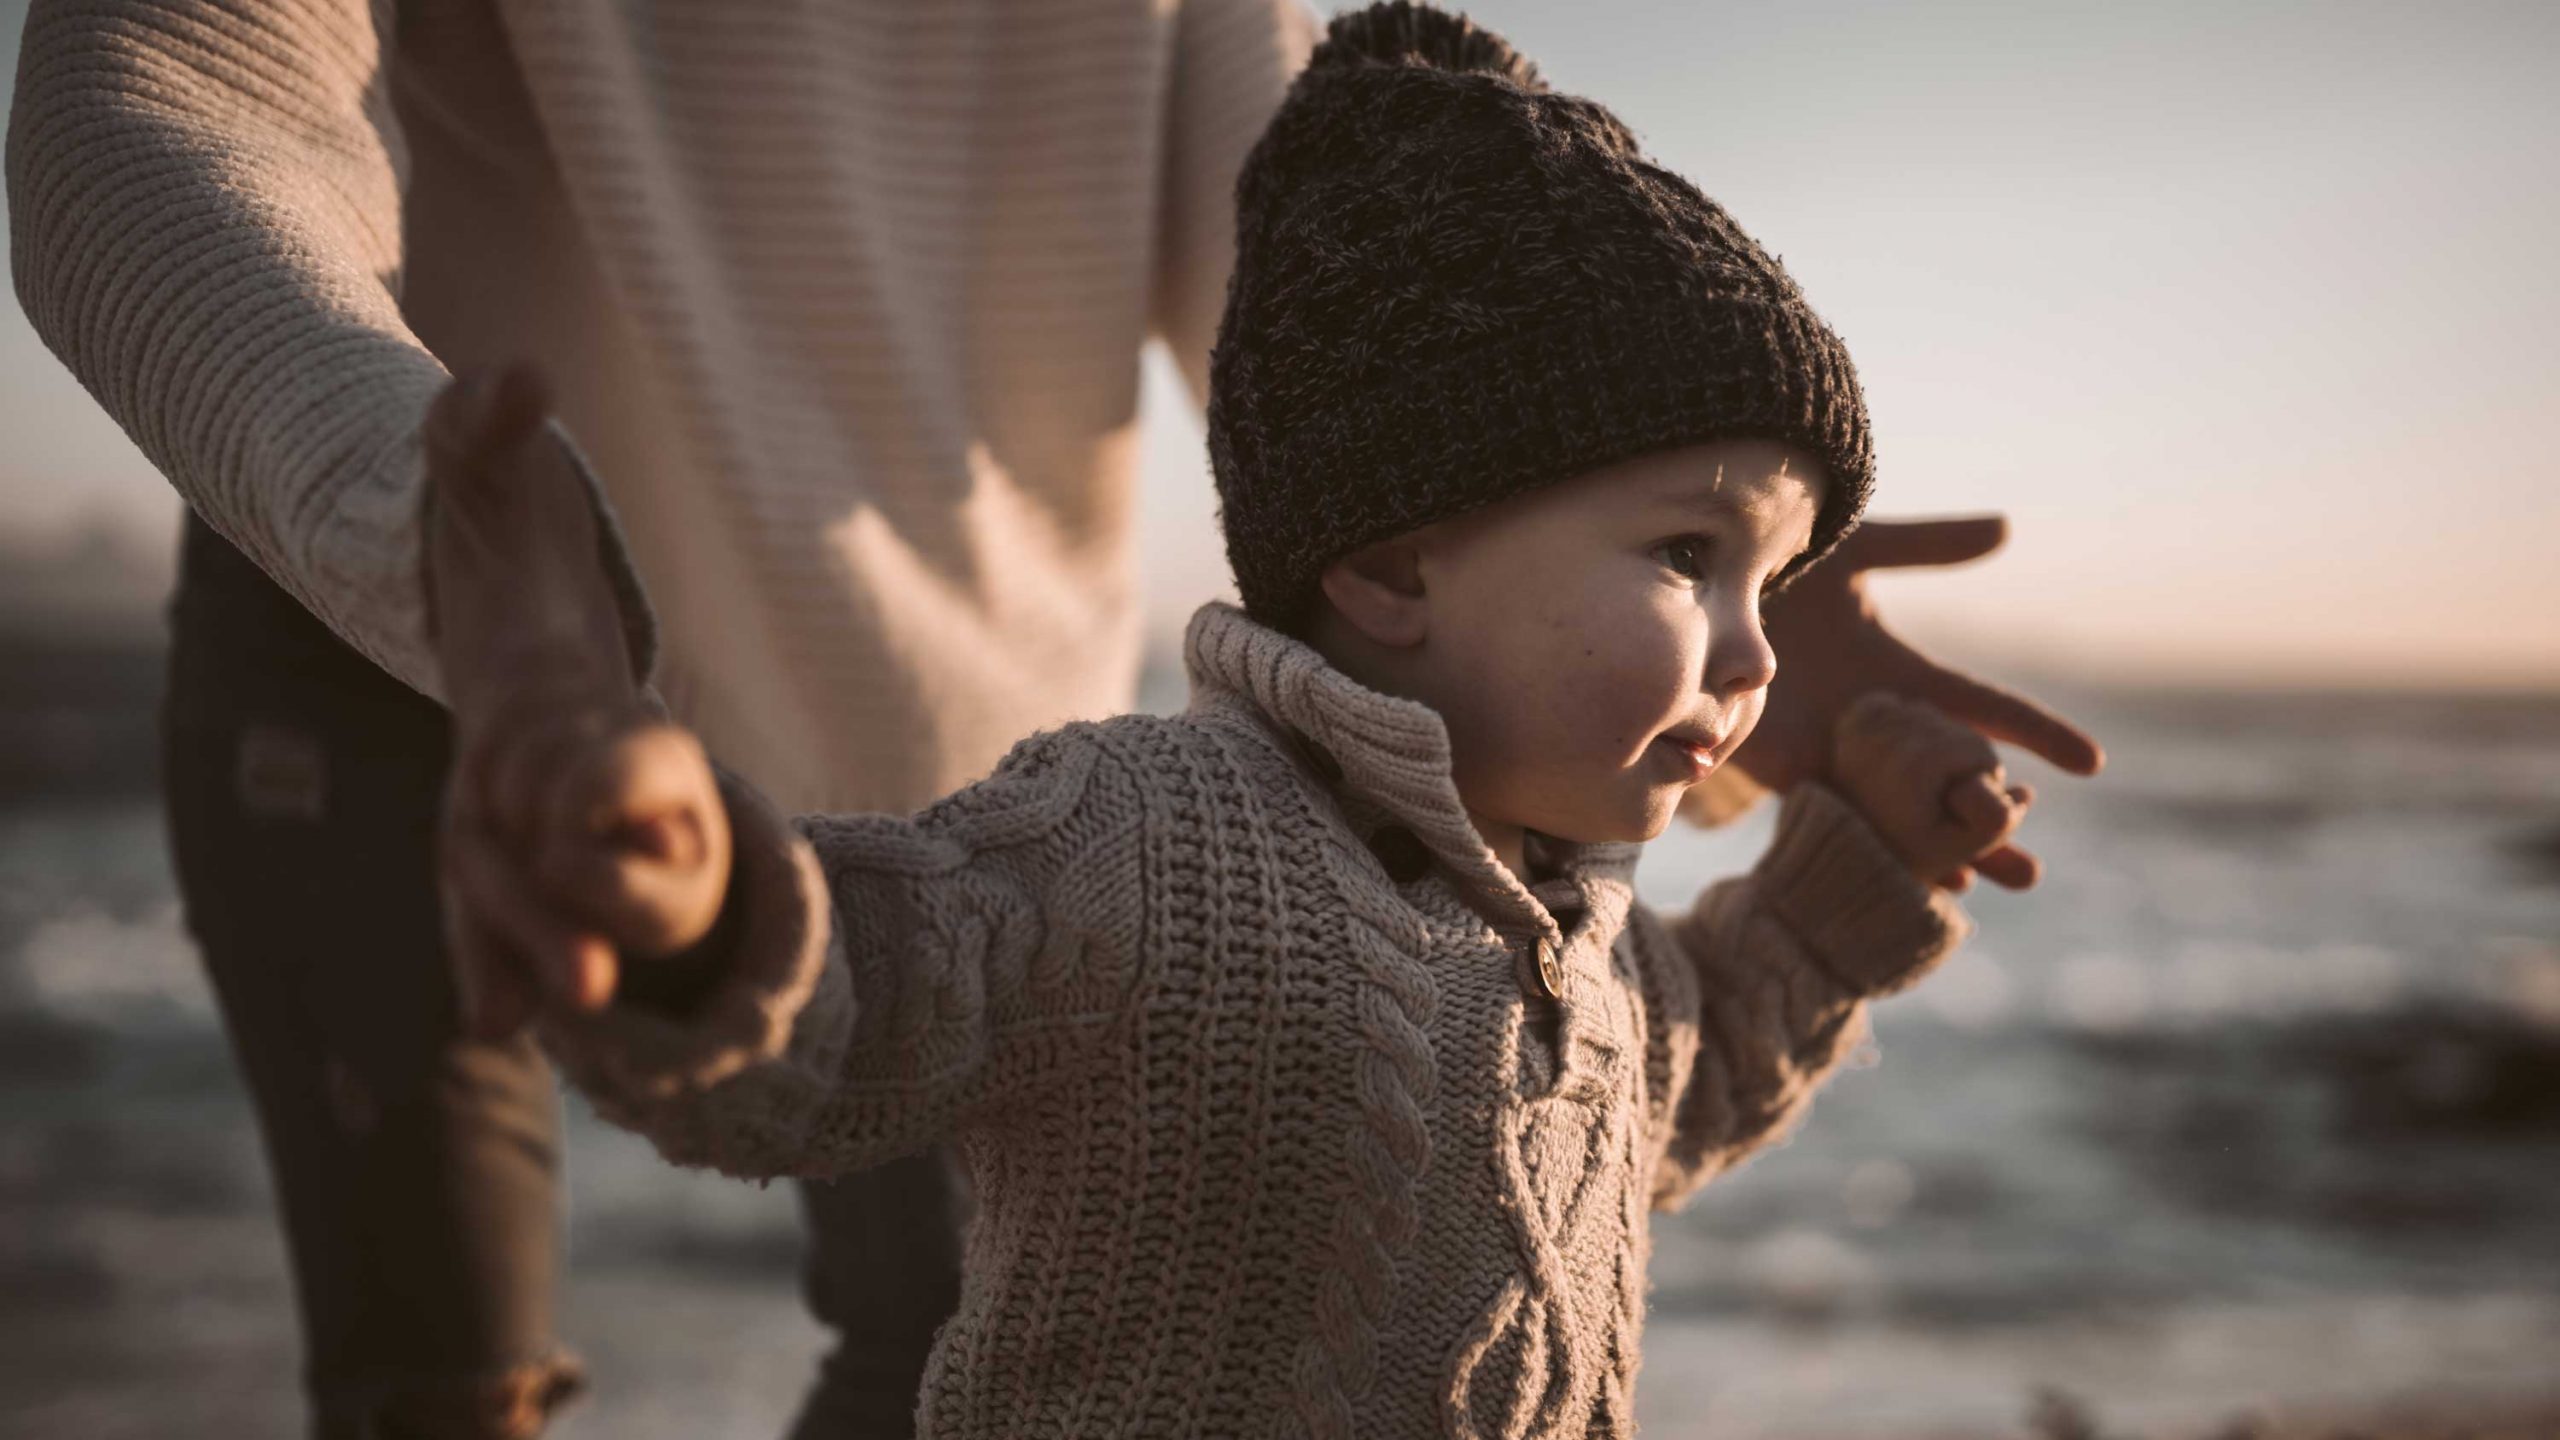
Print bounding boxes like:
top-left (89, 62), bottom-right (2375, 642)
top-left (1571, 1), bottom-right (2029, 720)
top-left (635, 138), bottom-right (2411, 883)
top-left (237, 723), bottom-right (328, 821)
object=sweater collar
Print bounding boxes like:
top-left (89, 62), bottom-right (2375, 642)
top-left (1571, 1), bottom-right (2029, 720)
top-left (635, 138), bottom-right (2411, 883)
top-left (1179, 601), bottom-right (1641, 949)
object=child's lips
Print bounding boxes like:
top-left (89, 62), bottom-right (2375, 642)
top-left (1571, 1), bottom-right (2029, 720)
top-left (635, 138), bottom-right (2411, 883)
top-left (1656, 732), bottom-right (1723, 781)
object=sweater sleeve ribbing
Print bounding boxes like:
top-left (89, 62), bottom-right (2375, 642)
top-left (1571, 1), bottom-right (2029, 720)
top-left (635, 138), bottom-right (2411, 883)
top-left (1633, 782), bottom-right (1972, 1212)
top-left (5, 0), bottom-right (652, 700)
top-left (539, 723), bottom-right (1151, 1181)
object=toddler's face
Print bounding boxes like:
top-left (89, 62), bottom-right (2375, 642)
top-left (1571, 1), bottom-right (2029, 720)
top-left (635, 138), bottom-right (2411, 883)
top-left (1334, 439), bottom-right (1824, 862)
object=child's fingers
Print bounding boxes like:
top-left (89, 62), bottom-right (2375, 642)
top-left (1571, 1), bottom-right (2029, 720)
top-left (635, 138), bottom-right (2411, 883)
top-left (1943, 768), bottom-right (2014, 836)
top-left (1972, 843), bottom-right (2043, 890)
top-left (441, 817), bottom-right (620, 1013)
top-left (1844, 691), bottom-right (2004, 797)
top-left (1838, 690), bottom-right (2053, 887)
top-left (527, 724), bottom-right (728, 955)
top-left (1945, 775), bottom-right (2037, 887)
top-left (1834, 689), bottom-right (1931, 766)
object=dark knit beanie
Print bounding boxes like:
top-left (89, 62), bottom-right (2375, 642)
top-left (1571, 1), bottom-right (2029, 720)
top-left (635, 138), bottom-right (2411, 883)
top-left (1209, 2), bottom-right (1876, 629)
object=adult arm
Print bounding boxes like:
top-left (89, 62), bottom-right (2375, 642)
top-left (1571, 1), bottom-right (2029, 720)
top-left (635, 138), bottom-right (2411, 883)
top-left (1631, 782), bottom-right (1971, 1211)
top-left (1150, 0), bottom-right (1318, 403)
top-left (6, 0), bottom-right (648, 698)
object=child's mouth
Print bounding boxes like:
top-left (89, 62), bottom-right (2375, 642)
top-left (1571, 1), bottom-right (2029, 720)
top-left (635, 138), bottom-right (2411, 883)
top-left (1654, 734), bottom-right (1720, 782)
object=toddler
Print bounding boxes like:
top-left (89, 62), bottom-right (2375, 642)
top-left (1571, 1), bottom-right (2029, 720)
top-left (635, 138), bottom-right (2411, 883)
top-left (433, 6), bottom-right (2035, 1435)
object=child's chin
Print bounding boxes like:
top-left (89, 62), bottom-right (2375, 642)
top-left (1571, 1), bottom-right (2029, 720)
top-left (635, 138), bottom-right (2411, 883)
top-left (1544, 793), bottom-right (1679, 848)
top-left (1632, 802), bottom-right (1682, 844)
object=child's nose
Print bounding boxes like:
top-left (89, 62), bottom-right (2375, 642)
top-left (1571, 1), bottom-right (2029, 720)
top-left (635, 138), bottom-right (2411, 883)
top-left (1707, 621), bottom-right (1778, 700)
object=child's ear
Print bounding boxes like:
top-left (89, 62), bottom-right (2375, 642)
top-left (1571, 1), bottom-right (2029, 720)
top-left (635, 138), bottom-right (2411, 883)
top-left (1317, 539), bottom-right (1429, 648)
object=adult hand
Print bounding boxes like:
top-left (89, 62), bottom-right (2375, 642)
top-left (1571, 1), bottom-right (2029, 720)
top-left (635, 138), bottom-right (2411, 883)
top-left (425, 364), bottom-right (727, 1038)
top-left (1721, 515), bottom-right (2105, 888)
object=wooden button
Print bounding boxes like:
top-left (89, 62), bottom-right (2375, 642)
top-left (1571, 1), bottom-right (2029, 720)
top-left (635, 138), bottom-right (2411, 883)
top-left (1532, 939), bottom-right (1565, 999)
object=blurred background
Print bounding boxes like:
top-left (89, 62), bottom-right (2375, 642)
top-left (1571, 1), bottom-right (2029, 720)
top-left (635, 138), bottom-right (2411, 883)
top-left (3, 1), bottom-right (2555, 1437)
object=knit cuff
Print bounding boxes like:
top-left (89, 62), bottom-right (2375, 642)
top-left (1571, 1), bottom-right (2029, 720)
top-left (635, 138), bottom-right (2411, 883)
top-left (540, 765), bottom-right (832, 1100)
top-left (1753, 782), bottom-right (1970, 998)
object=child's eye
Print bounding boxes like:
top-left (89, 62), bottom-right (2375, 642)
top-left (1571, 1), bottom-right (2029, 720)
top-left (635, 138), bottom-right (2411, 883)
top-left (1656, 536), bottom-right (1710, 581)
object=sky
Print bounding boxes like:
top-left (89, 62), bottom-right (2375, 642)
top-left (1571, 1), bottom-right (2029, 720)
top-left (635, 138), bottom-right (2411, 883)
top-left (4, 0), bottom-right (2555, 688)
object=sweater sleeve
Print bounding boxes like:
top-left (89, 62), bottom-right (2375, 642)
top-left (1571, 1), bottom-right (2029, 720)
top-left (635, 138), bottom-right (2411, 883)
top-left (1150, 0), bottom-right (1316, 405)
top-left (1630, 782), bottom-right (1972, 1212)
top-left (538, 722), bottom-right (1150, 1181)
top-left (5, 0), bottom-right (652, 700)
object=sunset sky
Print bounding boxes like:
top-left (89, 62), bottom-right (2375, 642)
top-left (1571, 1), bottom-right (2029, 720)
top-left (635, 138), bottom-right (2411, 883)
top-left (4, 0), bottom-right (2553, 688)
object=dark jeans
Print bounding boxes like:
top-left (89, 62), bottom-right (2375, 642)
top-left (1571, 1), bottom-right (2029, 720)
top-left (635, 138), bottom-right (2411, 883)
top-left (161, 514), bottom-right (963, 1439)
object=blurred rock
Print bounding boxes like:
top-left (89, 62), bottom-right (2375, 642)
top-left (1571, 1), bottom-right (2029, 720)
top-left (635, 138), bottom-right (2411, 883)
top-left (0, 1010), bottom-right (104, 1086)
top-left (2273, 1002), bottom-right (2560, 1141)
top-left (2499, 819), bottom-right (2560, 887)
top-left (2066, 1003), bottom-right (2560, 1242)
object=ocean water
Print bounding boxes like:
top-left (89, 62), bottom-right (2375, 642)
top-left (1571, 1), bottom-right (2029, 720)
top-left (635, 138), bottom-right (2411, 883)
top-left (3, 685), bottom-right (2556, 1438)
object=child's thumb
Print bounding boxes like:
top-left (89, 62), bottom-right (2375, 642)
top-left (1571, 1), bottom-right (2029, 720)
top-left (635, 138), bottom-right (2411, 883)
top-left (1943, 768), bottom-right (2016, 836)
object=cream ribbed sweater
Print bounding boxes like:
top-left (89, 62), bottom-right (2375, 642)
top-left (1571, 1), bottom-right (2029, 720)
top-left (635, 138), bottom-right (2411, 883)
top-left (7, 0), bottom-right (1314, 812)
top-left (543, 602), bottom-right (1971, 1439)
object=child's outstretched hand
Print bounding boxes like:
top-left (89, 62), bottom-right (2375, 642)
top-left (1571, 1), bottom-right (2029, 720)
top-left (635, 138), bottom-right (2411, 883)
top-left (1830, 690), bottom-right (2039, 893)
top-left (425, 364), bottom-right (733, 1038)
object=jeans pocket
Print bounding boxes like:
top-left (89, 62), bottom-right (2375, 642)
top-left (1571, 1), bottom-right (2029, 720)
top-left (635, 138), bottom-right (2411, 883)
top-left (234, 721), bottom-right (331, 823)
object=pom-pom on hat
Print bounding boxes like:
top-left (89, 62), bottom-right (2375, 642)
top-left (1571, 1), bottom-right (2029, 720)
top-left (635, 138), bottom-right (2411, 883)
top-left (1209, 1), bottom-right (1876, 629)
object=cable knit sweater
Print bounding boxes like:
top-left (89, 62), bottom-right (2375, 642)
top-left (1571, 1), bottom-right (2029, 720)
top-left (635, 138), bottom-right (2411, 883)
top-left (542, 601), bottom-right (1971, 1439)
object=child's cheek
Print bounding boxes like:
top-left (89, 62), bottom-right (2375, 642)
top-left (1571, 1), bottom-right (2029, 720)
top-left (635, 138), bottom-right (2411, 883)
top-left (1568, 594), bottom-right (1699, 765)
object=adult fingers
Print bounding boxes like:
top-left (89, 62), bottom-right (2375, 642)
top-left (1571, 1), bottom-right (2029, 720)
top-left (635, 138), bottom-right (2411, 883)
top-left (442, 819), bottom-right (619, 1013)
top-left (442, 880), bottom-right (538, 1041)
top-left (421, 366), bottom-right (558, 622)
top-left (1911, 663), bottom-right (2106, 777)
top-left (533, 721), bottom-right (712, 864)
top-left (1832, 515), bottom-right (2009, 572)
top-left (473, 694), bottom-right (630, 842)
top-left (424, 365), bottom-right (551, 489)
top-left (424, 363), bottom-right (630, 721)
top-left (1935, 866), bottom-right (1976, 894)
